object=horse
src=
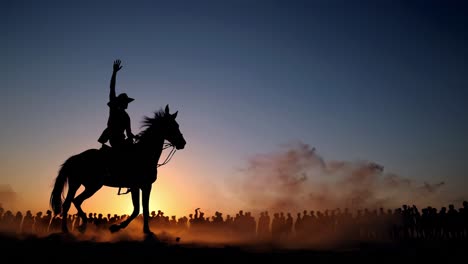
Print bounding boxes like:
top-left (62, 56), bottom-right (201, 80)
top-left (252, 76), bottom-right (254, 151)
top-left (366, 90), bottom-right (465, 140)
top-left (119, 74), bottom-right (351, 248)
top-left (49, 104), bottom-right (186, 235)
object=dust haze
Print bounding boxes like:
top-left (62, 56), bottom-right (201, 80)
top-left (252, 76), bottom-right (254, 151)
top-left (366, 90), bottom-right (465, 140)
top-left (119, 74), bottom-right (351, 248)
top-left (0, 142), bottom-right (461, 249)
top-left (229, 141), bottom-right (449, 214)
top-left (0, 184), bottom-right (18, 210)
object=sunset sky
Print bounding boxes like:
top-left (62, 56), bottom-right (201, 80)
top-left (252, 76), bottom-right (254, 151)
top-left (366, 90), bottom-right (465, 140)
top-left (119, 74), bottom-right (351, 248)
top-left (1, 0), bottom-right (467, 219)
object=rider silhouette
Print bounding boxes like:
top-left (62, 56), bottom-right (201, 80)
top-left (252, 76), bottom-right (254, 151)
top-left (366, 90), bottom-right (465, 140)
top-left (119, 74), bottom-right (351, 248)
top-left (98, 59), bottom-right (135, 150)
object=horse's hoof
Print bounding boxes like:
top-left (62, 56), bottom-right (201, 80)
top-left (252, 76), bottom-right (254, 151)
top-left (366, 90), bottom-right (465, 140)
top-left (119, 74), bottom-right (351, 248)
top-left (144, 232), bottom-right (159, 242)
top-left (109, 224), bottom-right (120, 233)
top-left (143, 229), bottom-right (155, 237)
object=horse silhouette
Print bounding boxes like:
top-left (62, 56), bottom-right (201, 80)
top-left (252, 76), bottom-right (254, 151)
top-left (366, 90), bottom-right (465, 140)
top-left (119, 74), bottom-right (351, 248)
top-left (50, 104), bottom-right (186, 235)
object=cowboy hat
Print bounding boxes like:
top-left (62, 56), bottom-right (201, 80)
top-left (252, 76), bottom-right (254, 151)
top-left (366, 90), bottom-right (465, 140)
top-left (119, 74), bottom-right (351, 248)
top-left (116, 93), bottom-right (134, 103)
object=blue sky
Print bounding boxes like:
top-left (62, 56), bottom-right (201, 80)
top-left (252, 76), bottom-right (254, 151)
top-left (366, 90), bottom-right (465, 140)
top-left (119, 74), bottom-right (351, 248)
top-left (1, 0), bottom-right (467, 214)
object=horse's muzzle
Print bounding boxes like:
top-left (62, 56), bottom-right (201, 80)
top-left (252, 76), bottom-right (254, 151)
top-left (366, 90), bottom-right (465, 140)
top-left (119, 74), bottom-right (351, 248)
top-left (175, 139), bottom-right (186, 150)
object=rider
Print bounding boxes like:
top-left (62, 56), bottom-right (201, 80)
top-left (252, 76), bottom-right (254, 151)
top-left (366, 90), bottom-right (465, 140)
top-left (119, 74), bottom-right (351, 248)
top-left (98, 59), bottom-right (135, 150)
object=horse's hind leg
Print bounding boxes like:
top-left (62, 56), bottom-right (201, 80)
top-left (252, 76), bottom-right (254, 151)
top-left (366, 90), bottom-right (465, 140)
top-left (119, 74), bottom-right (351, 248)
top-left (72, 185), bottom-right (102, 233)
top-left (61, 180), bottom-right (80, 233)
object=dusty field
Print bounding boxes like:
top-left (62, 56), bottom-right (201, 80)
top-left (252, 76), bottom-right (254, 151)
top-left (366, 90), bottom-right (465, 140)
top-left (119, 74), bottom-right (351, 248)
top-left (1, 231), bottom-right (466, 263)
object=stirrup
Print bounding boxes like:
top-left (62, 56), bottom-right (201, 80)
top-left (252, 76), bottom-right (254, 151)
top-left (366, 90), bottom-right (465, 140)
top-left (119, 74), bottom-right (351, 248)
top-left (118, 187), bottom-right (131, 195)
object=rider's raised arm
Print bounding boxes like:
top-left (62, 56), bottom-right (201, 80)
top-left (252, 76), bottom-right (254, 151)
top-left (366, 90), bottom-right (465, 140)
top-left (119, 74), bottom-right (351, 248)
top-left (110, 59), bottom-right (122, 101)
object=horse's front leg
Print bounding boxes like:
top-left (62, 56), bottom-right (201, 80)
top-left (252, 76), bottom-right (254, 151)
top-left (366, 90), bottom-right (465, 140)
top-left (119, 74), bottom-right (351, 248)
top-left (141, 184), bottom-right (152, 235)
top-left (109, 188), bottom-right (140, 233)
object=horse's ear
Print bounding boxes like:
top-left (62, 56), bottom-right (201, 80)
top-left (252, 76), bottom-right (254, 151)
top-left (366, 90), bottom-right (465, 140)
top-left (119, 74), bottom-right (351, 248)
top-left (172, 111), bottom-right (178, 119)
top-left (165, 104), bottom-right (170, 115)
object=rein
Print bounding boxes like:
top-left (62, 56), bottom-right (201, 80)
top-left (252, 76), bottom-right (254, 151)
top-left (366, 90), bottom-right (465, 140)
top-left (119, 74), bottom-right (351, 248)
top-left (117, 141), bottom-right (177, 195)
top-left (158, 142), bottom-right (177, 167)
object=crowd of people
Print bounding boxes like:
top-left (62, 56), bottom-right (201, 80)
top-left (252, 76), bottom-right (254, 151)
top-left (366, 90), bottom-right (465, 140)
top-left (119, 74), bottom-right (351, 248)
top-left (1, 201), bottom-right (467, 243)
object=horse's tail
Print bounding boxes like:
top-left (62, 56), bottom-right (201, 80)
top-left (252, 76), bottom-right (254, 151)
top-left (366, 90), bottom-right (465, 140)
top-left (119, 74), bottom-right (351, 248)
top-left (50, 162), bottom-right (69, 215)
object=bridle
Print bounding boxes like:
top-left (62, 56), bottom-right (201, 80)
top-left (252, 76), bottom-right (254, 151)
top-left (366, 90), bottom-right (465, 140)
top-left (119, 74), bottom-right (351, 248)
top-left (157, 142), bottom-right (177, 167)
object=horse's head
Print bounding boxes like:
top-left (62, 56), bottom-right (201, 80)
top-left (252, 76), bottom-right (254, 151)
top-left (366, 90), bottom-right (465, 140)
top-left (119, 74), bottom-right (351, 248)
top-left (161, 104), bottom-right (186, 150)
top-left (139, 104), bottom-right (186, 150)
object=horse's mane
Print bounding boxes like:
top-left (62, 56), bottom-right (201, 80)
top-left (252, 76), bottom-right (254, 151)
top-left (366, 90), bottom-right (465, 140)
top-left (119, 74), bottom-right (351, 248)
top-left (136, 108), bottom-right (167, 141)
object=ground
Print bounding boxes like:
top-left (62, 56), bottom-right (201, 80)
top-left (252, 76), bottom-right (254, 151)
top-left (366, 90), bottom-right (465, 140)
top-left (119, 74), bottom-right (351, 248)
top-left (1, 232), bottom-right (466, 263)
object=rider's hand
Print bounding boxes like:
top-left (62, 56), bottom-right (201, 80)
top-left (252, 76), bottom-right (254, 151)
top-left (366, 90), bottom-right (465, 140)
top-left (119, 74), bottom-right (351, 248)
top-left (113, 59), bottom-right (123, 72)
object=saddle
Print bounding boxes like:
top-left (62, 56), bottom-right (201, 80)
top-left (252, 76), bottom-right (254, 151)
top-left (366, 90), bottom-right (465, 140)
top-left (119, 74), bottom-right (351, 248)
top-left (98, 140), bottom-right (156, 191)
